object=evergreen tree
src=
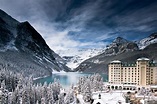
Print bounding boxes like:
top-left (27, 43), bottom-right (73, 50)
top-left (64, 91), bottom-right (74, 104)
top-left (83, 79), bottom-right (92, 102)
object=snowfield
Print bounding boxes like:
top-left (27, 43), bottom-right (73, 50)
top-left (77, 91), bottom-right (128, 104)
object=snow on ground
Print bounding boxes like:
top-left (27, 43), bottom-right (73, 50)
top-left (138, 36), bottom-right (157, 49)
top-left (77, 94), bottom-right (86, 104)
top-left (77, 91), bottom-right (129, 104)
top-left (52, 70), bottom-right (66, 74)
top-left (33, 75), bottom-right (49, 80)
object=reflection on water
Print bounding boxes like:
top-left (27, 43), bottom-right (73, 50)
top-left (34, 72), bottom-right (108, 88)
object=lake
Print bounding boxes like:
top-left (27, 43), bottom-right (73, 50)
top-left (34, 72), bottom-right (108, 88)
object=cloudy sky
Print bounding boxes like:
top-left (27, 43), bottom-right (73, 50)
top-left (0, 0), bottom-right (157, 52)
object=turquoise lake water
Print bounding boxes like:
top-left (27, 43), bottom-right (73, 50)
top-left (34, 72), bottom-right (108, 88)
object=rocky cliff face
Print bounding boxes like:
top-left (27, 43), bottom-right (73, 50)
top-left (105, 37), bottom-right (138, 55)
top-left (0, 9), bottom-right (70, 77)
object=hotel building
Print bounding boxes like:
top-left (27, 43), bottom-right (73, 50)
top-left (108, 58), bottom-right (157, 86)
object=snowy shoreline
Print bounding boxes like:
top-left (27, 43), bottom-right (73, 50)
top-left (33, 71), bottom-right (67, 80)
top-left (33, 75), bottom-right (49, 80)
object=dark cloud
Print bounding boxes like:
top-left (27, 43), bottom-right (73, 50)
top-left (0, 0), bottom-right (157, 50)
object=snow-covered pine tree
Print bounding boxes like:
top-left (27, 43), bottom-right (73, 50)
top-left (64, 90), bottom-right (74, 104)
top-left (83, 79), bottom-right (92, 102)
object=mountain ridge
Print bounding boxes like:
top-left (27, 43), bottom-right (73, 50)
top-left (75, 33), bottom-right (157, 73)
top-left (138, 32), bottom-right (157, 49)
top-left (0, 9), bottom-right (70, 77)
top-left (105, 37), bottom-right (138, 55)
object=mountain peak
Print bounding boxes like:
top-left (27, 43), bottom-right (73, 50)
top-left (0, 9), bottom-right (70, 77)
top-left (105, 36), bottom-right (138, 55)
top-left (116, 36), bottom-right (123, 39)
top-left (113, 36), bottom-right (128, 44)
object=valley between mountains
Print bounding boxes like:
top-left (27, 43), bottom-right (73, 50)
top-left (1, 9), bottom-right (157, 77)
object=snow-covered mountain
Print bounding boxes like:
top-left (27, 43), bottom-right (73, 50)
top-left (75, 35), bottom-right (157, 73)
top-left (138, 32), bottom-right (157, 49)
top-left (105, 37), bottom-right (138, 55)
top-left (0, 9), bottom-right (70, 77)
top-left (57, 37), bottom-right (139, 70)
top-left (57, 48), bottom-right (105, 69)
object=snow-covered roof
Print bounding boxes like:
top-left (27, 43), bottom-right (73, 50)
top-left (110, 60), bottom-right (121, 63)
top-left (93, 99), bottom-right (104, 104)
top-left (137, 58), bottom-right (149, 61)
top-left (92, 92), bottom-right (126, 104)
top-left (150, 85), bottom-right (157, 88)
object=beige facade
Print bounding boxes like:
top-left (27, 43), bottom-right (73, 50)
top-left (108, 58), bottom-right (157, 86)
